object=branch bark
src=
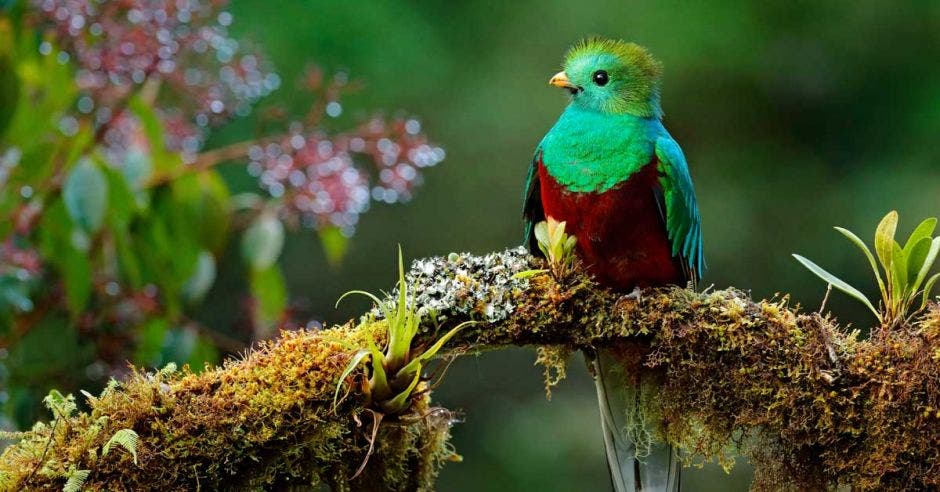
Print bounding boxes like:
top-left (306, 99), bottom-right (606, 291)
top-left (1, 248), bottom-right (938, 491)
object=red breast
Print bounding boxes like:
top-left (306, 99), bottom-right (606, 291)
top-left (537, 157), bottom-right (685, 290)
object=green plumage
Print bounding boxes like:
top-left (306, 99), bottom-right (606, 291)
top-left (523, 39), bottom-right (704, 274)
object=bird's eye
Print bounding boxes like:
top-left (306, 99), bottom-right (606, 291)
top-left (592, 70), bottom-right (609, 86)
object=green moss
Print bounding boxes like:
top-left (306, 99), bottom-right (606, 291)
top-left (1, 252), bottom-right (938, 490)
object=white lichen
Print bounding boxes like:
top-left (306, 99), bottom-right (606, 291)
top-left (372, 247), bottom-right (536, 324)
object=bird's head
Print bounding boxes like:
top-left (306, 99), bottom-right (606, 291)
top-left (550, 38), bottom-right (663, 118)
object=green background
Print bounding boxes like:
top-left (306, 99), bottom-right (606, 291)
top-left (210, 1), bottom-right (940, 490)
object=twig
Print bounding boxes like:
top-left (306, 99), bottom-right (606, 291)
top-left (819, 283), bottom-right (833, 313)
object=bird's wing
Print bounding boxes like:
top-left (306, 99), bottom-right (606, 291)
top-left (654, 135), bottom-right (705, 282)
top-left (522, 149), bottom-right (546, 254)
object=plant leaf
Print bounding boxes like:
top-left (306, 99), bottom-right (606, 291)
top-left (241, 212), bottom-right (284, 271)
top-left (891, 241), bottom-right (907, 298)
top-left (381, 364), bottom-right (422, 414)
top-left (793, 254), bottom-right (880, 319)
top-left (367, 340), bottom-right (391, 400)
top-left (905, 237), bottom-right (932, 292)
top-left (336, 290), bottom-right (393, 323)
top-left (181, 251), bottom-right (216, 304)
top-left (396, 321), bottom-right (475, 379)
top-left (63, 469), bottom-right (91, 492)
top-left (874, 210), bottom-right (898, 278)
top-left (103, 428), bottom-right (139, 465)
top-left (318, 226), bottom-right (349, 267)
top-left (63, 158), bottom-right (109, 234)
top-left (835, 226), bottom-right (886, 300)
top-left (913, 237), bottom-right (940, 296)
top-left (333, 349), bottom-right (370, 409)
top-left (921, 272), bottom-right (940, 309)
top-left (903, 217), bottom-right (937, 256)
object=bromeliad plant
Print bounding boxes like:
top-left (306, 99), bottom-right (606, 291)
top-left (794, 211), bottom-right (940, 327)
top-left (533, 218), bottom-right (579, 279)
top-left (334, 249), bottom-right (474, 415)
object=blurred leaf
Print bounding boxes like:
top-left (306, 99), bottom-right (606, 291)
top-left (0, 35), bottom-right (19, 139)
top-left (185, 333), bottom-right (219, 371)
top-left (114, 228), bottom-right (143, 288)
top-left (874, 211), bottom-right (898, 275)
top-left (122, 148), bottom-right (153, 190)
top-left (169, 172), bottom-right (231, 253)
top-left (249, 264), bottom-right (287, 337)
top-left (6, 315), bottom-right (94, 428)
top-left (102, 163), bottom-right (139, 231)
top-left (319, 226), bottom-right (348, 266)
top-left (128, 95), bottom-right (177, 172)
top-left (133, 194), bottom-right (202, 318)
top-left (242, 212), bottom-right (284, 271)
top-left (133, 318), bottom-right (170, 367)
top-left (62, 240), bottom-right (92, 318)
top-left (37, 199), bottom-right (92, 317)
top-left (0, 275), bottom-right (33, 312)
top-left (792, 254), bottom-right (880, 319)
top-left (181, 250), bottom-right (216, 304)
top-left (63, 158), bottom-right (109, 234)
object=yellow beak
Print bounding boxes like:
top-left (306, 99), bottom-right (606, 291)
top-left (549, 71), bottom-right (575, 89)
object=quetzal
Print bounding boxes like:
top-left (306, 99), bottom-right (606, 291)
top-left (523, 39), bottom-right (704, 492)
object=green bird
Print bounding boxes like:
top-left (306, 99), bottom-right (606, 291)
top-left (523, 39), bottom-right (704, 491)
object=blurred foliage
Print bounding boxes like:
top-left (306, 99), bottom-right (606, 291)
top-left (0, 0), bottom-right (441, 432)
top-left (0, 0), bottom-right (938, 490)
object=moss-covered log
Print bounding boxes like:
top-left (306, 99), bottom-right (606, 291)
top-left (1, 248), bottom-right (938, 491)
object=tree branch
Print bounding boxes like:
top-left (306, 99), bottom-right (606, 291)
top-left (1, 248), bottom-right (937, 491)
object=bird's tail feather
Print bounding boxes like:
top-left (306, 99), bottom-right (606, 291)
top-left (591, 349), bottom-right (679, 492)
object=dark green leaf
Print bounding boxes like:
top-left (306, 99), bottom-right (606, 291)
top-left (62, 242), bottom-right (92, 318)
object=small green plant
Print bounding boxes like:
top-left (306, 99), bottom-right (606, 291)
top-left (794, 210), bottom-right (940, 326)
top-left (333, 248), bottom-right (474, 415)
top-left (103, 428), bottom-right (140, 465)
top-left (62, 468), bottom-right (91, 492)
top-left (533, 218), bottom-right (579, 279)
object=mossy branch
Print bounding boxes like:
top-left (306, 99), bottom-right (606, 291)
top-left (1, 248), bottom-right (938, 491)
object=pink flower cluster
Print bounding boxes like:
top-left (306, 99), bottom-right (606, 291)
top-left (35, 0), bottom-right (278, 160)
top-left (0, 239), bottom-right (42, 280)
top-left (248, 116), bottom-right (444, 235)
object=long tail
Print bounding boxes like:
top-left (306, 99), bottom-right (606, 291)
top-left (591, 349), bottom-right (680, 492)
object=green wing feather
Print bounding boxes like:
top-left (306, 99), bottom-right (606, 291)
top-left (522, 149), bottom-right (545, 253)
top-left (655, 135), bottom-right (705, 278)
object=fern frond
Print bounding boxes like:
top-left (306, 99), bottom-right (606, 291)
top-left (103, 429), bottom-right (139, 465)
top-left (43, 390), bottom-right (77, 418)
top-left (62, 469), bottom-right (90, 492)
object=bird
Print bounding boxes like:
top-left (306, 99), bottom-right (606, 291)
top-left (522, 38), bottom-right (704, 492)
